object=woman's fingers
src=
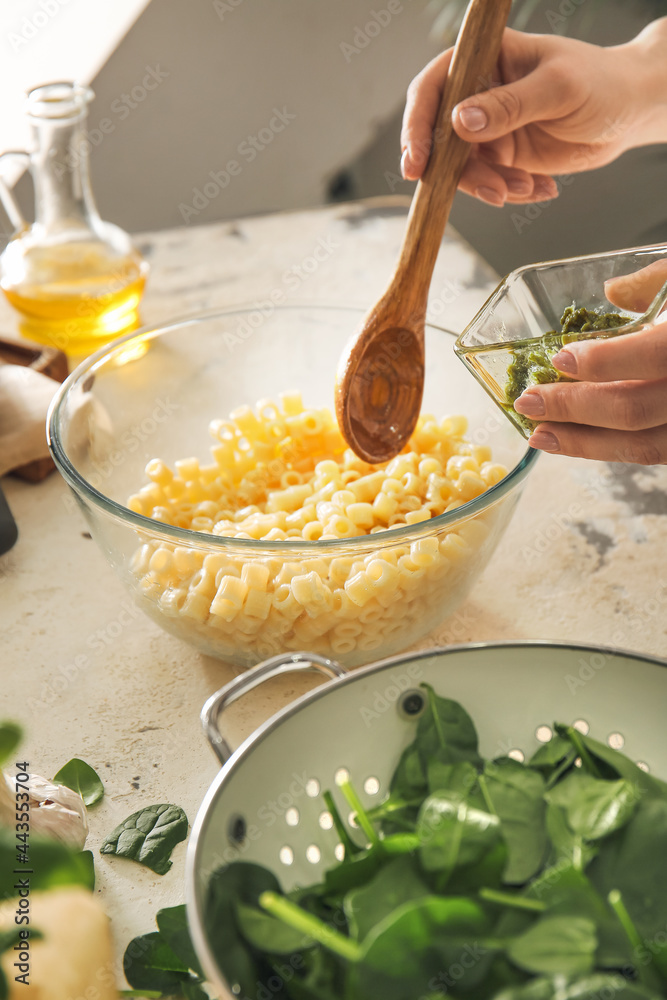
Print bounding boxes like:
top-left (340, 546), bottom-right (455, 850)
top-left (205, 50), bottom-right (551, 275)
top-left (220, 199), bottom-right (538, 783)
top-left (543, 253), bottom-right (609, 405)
top-left (604, 259), bottom-right (667, 312)
top-left (458, 157), bottom-right (558, 204)
top-left (551, 321), bottom-right (667, 382)
top-left (404, 30), bottom-right (573, 156)
top-left (528, 422), bottom-right (667, 465)
top-left (401, 49), bottom-right (455, 179)
top-left (452, 55), bottom-right (577, 144)
top-left (516, 327), bottom-right (667, 466)
top-left (515, 377), bottom-right (667, 431)
top-left (455, 156), bottom-right (522, 205)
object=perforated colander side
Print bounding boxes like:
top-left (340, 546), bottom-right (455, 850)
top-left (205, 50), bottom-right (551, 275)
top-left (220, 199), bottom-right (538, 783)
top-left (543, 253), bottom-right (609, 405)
top-left (186, 641), bottom-right (667, 996)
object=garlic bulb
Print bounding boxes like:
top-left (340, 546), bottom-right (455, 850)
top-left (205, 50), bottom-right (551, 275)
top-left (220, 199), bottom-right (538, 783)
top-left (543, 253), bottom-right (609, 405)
top-left (0, 773), bottom-right (88, 849)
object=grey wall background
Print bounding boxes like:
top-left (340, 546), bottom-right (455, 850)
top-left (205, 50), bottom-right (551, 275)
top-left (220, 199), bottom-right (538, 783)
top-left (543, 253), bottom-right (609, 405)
top-left (7, 0), bottom-right (667, 276)
top-left (73, 0), bottom-right (439, 231)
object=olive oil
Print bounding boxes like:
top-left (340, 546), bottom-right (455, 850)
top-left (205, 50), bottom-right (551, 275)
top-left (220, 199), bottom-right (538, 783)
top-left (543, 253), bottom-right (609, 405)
top-left (0, 82), bottom-right (148, 358)
top-left (2, 243), bottom-right (147, 355)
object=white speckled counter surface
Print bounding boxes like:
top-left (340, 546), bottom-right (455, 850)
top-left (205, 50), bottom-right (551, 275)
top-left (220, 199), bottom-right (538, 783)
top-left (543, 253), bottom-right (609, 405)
top-left (2, 197), bottom-right (667, 988)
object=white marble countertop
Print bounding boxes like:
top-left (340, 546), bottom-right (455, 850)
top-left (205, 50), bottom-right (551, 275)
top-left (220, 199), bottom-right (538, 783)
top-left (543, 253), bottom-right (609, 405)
top-left (2, 196), bottom-right (667, 990)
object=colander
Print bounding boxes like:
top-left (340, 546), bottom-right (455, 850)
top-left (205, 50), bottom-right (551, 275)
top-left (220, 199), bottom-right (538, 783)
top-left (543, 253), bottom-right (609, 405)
top-left (185, 641), bottom-right (667, 996)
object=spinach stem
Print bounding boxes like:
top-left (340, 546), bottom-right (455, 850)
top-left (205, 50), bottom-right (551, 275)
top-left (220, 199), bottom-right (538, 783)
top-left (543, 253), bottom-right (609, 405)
top-left (338, 779), bottom-right (379, 847)
top-left (259, 892), bottom-right (362, 963)
top-left (366, 797), bottom-right (422, 821)
top-left (479, 888), bottom-right (546, 913)
top-left (564, 727), bottom-right (603, 779)
top-left (381, 833), bottom-right (421, 855)
top-left (323, 790), bottom-right (360, 858)
top-left (608, 890), bottom-right (642, 951)
top-left (423, 684), bottom-right (447, 751)
top-left (477, 775), bottom-right (497, 816)
top-left (607, 890), bottom-right (660, 990)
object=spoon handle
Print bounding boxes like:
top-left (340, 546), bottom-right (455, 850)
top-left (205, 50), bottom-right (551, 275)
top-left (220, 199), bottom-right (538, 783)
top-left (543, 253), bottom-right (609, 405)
top-left (393, 0), bottom-right (512, 313)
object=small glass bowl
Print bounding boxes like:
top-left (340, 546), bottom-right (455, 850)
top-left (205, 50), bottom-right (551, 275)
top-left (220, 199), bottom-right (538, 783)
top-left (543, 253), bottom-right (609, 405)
top-left (455, 243), bottom-right (667, 438)
top-left (47, 305), bottom-right (537, 670)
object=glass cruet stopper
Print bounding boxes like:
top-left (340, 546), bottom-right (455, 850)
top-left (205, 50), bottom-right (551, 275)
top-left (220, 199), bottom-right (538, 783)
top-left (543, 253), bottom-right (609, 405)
top-left (0, 81), bottom-right (149, 358)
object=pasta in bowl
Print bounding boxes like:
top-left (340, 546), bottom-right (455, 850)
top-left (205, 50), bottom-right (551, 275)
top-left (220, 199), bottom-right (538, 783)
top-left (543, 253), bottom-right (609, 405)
top-left (48, 305), bottom-right (537, 667)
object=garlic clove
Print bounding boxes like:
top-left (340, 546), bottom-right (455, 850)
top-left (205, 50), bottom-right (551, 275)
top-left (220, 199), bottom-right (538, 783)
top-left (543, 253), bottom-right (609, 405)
top-left (1, 772), bottom-right (88, 849)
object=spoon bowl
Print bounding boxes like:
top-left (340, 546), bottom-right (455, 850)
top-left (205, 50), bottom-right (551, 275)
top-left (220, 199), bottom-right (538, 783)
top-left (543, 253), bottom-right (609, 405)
top-left (335, 0), bottom-right (513, 464)
top-left (335, 319), bottom-right (424, 463)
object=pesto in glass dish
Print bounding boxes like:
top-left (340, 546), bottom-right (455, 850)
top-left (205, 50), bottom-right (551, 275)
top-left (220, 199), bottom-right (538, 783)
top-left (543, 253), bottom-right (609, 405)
top-left (504, 306), bottom-right (631, 433)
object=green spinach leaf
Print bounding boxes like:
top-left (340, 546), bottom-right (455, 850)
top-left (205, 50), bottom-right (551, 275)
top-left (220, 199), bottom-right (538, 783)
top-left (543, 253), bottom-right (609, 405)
top-left (79, 848), bottom-right (95, 889)
top-left (493, 977), bottom-right (557, 999)
top-left (526, 863), bottom-right (629, 969)
top-left (544, 804), bottom-right (596, 870)
top-left (417, 791), bottom-right (507, 892)
top-left (344, 856), bottom-right (430, 941)
top-left (285, 945), bottom-right (345, 1000)
top-left (528, 736), bottom-right (577, 789)
top-left (588, 796), bottom-right (667, 980)
top-left (156, 904), bottom-right (203, 977)
top-left (415, 684), bottom-right (484, 769)
top-left (122, 931), bottom-right (191, 991)
top-left (507, 915), bottom-right (597, 976)
top-left (236, 901), bottom-right (316, 955)
top-left (482, 758), bottom-right (548, 884)
top-left (53, 757), bottom-right (104, 806)
top-left (0, 828), bottom-right (94, 895)
top-left (426, 759), bottom-right (478, 798)
top-left (366, 793), bottom-right (423, 834)
top-left (0, 722), bottom-right (22, 767)
top-left (545, 773), bottom-right (639, 841)
top-left (349, 895), bottom-right (490, 1000)
top-left (555, 726), bottom-right (667, 799)
top-left (123, 905), bottom-right (206, 997)
top-left (323, 845), bottom-right (385, 896)
top-left (205, 861), bottom-right (283, 999)
top-left (389, 743), bottom-right (428, 801)
top-left (494, 974), bottom-right (663, 999)
top-left (100, 803), bottom-right (188, 875)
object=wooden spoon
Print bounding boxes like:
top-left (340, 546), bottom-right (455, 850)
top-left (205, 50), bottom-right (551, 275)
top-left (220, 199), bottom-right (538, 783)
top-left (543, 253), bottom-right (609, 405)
top-left (335, 0), bottom-right (513, 464)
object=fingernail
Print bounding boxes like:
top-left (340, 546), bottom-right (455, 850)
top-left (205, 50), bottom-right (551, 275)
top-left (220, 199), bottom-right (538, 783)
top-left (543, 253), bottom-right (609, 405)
top-left (534, 181), bottom-right (558, 201)
top-left (400, 147), bottom-right (411, 179)
top-left (458, 105), bottom-right (488, 132)
top-left (529, 430), bottom-right (560, 453)
top-left (514, 392), bottom-right (545, 417)
top-left (507, 177), bottom-right (532, 196)
top-left (476, 186), bottom-right (504, 207)
top-left (552, 350), bottom-right (577, 374)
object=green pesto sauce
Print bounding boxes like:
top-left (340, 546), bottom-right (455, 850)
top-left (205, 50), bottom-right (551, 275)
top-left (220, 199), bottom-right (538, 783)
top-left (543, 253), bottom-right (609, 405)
top-left (504, 305), bottom-right (631, 432)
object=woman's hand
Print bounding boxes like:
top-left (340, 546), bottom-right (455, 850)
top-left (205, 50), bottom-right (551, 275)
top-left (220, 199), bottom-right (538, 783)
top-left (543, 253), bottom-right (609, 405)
top-left (514, 260), bottom-right (667, 465)
top-left (401, 20), bottom-right (667, 206)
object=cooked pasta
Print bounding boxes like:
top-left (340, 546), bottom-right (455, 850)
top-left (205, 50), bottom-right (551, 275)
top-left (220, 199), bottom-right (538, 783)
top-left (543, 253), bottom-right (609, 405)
top-left (126, 393), bottom-right (509, 665)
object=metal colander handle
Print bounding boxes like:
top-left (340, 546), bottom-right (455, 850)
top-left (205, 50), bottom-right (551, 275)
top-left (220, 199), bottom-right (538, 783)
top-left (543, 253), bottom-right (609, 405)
top-left (201, 652), bottom-right (346, 764)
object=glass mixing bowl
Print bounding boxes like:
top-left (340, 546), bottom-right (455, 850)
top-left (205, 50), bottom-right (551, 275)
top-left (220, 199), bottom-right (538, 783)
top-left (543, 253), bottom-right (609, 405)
top-left (48, 305), bottom-right (537, 668)
top-left (455, 243), bottom-right (667, 437)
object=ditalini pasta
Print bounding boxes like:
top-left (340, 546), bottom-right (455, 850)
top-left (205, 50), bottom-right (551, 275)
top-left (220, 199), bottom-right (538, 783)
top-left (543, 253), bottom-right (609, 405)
top-left (127, 393), bottom-right (510, 664)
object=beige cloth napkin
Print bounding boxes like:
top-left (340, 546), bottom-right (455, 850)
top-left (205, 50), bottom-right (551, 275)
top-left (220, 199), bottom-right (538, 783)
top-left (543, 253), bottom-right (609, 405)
top-left (0, 364), bottom-right (58, 476)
